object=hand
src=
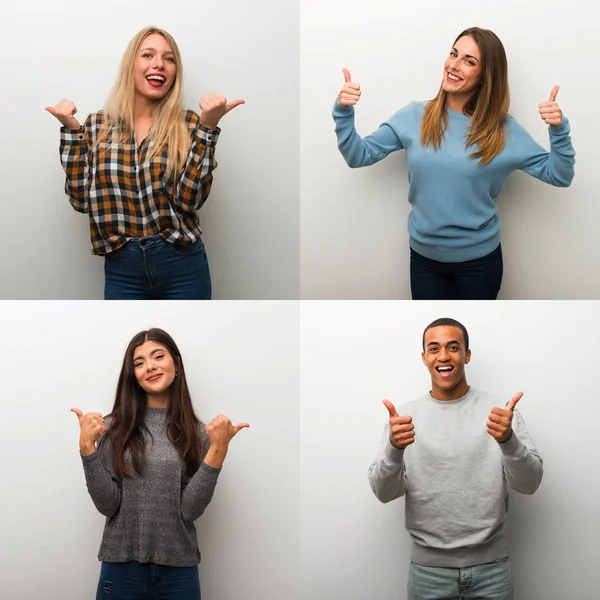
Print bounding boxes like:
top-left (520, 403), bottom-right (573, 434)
top-left (486, 392), bottom-right (523, 443)
top-left (45, 98), bottom-right (81, 129)
top-left (538, 86), bottom-right (562, 126)
top-left (71, 407), bottom-right (108, 454)
top-left (205, 414), bottom-right (249, 449)
top-left (337, 68), bottom-right (361, 107)
top-left (383, 399), bottom-right (415, 449)
top-left (199, 93), bottom-right (245, 129)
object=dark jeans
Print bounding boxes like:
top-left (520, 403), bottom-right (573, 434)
top-left (410, 244), bottom-right (503, 300)
top-left (96, 561), bottom-right (201, 600)
top-left (104, 235), bottom-right (211, 300)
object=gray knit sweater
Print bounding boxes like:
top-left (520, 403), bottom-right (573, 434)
top-left (368, 387), bottom-right (544, 568)
top-left (80, 407), bottom-right (221, 567)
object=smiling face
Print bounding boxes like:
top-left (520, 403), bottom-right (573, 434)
top-left (442, 35), bottom-right (482, 102)
top-left (421, 325), bottom-right (471, 400)
top-left (132, 33), bottom-right (177, 104)
top-left (133, 339), bottom-right (177, 399)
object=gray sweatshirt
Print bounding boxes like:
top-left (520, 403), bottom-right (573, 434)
top-left (368, 387), bottom-right (543, 568)
top-left (80, 407), bottom-right (221, 567)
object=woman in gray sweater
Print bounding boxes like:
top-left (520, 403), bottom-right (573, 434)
top-left (71, 328), bottom-right (249, 600)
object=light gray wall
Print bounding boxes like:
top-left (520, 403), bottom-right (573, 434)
top-left (300, 1), bottom-right (599, 299)
top-left (0, 301), bottom-right (300, 600)
top-left (1, 0), bottom-right (299, 299)
top-left (300, 301), bottom-right (598, 599)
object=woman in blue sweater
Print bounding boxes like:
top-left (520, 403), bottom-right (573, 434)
top-left (333, 27), bottom-right (575, 300)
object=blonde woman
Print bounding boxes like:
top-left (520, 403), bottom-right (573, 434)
top-left (333, 27), bottom-right (576, 300)
top-left (46, 27), bottom-right (243, 299)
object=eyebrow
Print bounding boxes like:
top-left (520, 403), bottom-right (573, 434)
top-left (427, 340), bottom-right (461, 347)
top-left (133, 348), bottom-right (164, 361)
top-left (140, 47), bottom-right (174, 55)
top-left (452, 47), bottom-right (479, 62)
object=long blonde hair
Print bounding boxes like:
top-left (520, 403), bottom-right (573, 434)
top-left (97, 26), bottom-right (191, 180)
top-left (420, 27), bottom-right (510, 165)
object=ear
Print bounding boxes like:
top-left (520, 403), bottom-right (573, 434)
top-left (421, 351), bottom-right (427, 365)
top-left (464, 349), bottom-right (472, 364)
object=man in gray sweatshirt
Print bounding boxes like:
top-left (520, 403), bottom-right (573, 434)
top-left (368, 317), bottom-right (543, 600)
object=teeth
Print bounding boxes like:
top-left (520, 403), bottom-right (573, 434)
top-left (147, 75), bottom-right (165, 82)
top-left (447, 73), bottom-right (461, 81)
top-left (437, 367), bottom-right (452, 371)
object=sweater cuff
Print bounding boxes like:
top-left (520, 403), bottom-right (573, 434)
top-left (332, 100), bottom-right (355, 118)
top-left (195, 124), bottom-right (220, 148)
top-left (497, 430), bottom-right (526, 457)
top-left (549, 116), bottom-right (570, 136)
top-left (80, 449), bottom-right (102, 463)
top-left (383, 440), bottom-right (405, 465)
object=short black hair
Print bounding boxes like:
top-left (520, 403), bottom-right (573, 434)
top-left (422, 318), bottom-right (469, 351)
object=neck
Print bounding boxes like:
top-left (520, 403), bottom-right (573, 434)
top-left (146, 393), bottom-right (169, 409)
top-left (431, 381), bottom-right (470, 402)
top-left (133, 95), bottom-right (155, 121)
top-left (445, 93), bottom-right (470, 114)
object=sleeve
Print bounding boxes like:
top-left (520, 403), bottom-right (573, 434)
top-left (514, 116), bottom-right (575, 187)
top-left (80, 432), bottom-right (122, 517)
top-left (332, 101), bottom-right (405, 168)
top-left (172, 112), bottom-right (220, 213)
top-left (180, 424), bottom-right (222, 522)
top-left (497, 409), bottom-right (544, 495)
top-left (59, 115), bottom-right (93, 213)
top-left (367, 423), bottom-right (409, 503)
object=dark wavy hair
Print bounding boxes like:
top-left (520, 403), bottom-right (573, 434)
top-left (104, 328), bottom-right (204, 478)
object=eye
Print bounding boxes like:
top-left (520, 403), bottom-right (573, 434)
top-left (134, 362), bottom-right (143, 368)
top-left (449, 345), bottom-right (459, 351)
top-left (450, 51), bottom-right (457, 57)
top-left (155, 354), bottom-right (164, 360)
top-left (466, 60), bottom-right (476, 66)
top-left (166, 57), bottom-right (175, 63)
top-left (142, 53), bottom-right (152, 58)
top-left (429, 347), bottom-right (439, 353)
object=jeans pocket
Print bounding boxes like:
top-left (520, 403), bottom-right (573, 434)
top-left (169, 239), bottom-right (205, 257)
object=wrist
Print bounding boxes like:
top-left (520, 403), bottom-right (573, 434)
top-left (80, 443), bottom-right (96, 456)
top-left (199, 116), bottom-right (218, 130)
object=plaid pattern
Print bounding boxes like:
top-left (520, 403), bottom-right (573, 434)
top-left (59, 110), bottom-right (219, 255)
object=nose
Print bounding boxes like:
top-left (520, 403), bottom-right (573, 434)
top-left (438, 348), bottom-right (450, 361)
top-left (152, 55), bottom-right (164, 69)
top-left (449, 58), bottom-right (460, 71)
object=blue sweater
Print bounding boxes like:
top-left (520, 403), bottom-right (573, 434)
top-left (333, 101), bottom-right (575, 262)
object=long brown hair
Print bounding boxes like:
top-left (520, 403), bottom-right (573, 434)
top-left (96, 26), bottom-right (191, 181)
top-left (103, 328), bottom-right (204, 478)
top-left (421, 27), bottom-right (510, 165)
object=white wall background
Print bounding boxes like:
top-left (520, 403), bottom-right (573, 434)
top-left (300, 301), bottom-right (599, 599)
top-left (300, 1), bottom-right (600, 299)
top-left (0, 0), bottom-right (299, 299)
top-left (0, 301), bottom-right (300, 600)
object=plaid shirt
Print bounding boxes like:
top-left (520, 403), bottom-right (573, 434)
top-left (59, 110), bottom-right (219, 255)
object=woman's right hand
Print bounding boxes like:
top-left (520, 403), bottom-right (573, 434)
top-left (204, 414), bottom-right (249, 467)
top-left (45, 98), bottom-right (81, 129)
top-left (71, 408), bottom-right (107, 455)
top-left (337, 68), bottom-right (361, 107)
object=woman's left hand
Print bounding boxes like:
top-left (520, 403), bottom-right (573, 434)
top-left (538, 86), bottom-right (562, 126)
top-left (199, 93), bottom-right (245, 130)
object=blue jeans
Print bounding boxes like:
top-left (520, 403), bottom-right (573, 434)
top-left (410, 244), bottom-right (503, 300)
top-left (104, 235), bottom-right (211, 300)
top-left (408, 558), bottom-right (513, 600)
top-left (96, 561), bottom-right (201, 600)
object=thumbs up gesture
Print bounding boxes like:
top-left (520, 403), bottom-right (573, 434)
top-left (199, 93), bottom-right (245, 130)
top-left (383, 399), bottom-right (415, 449)
top-left (45, 98), bottom-right (81, 130)
top-left (205, 414), bottom-right (250, 448)
top-left (337, 68), bottom-right (362, 107)
top-left (71, 407), bottom-right (108, 455)
top-left (538, 86), bottom-right (562, 126)
top-left (486, 392), bottom-right (523, 443)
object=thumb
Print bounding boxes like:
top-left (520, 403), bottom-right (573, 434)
top-left (233, 422), bottom-right (250, 434)
top-left (342, 68), bottom-right (352, 83)
top-left (382, 399), bottom-right (398, 418)
top-left (506, 392), bottom-right (523, 412)
top-left (549, 85), bottom-right (559, 102)
top-left (225, 99), bottom-right (245, 113)
top-left (70, 407), bottom-right (84, 420)
top-left (45, 106), bottom-right (56, 115)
